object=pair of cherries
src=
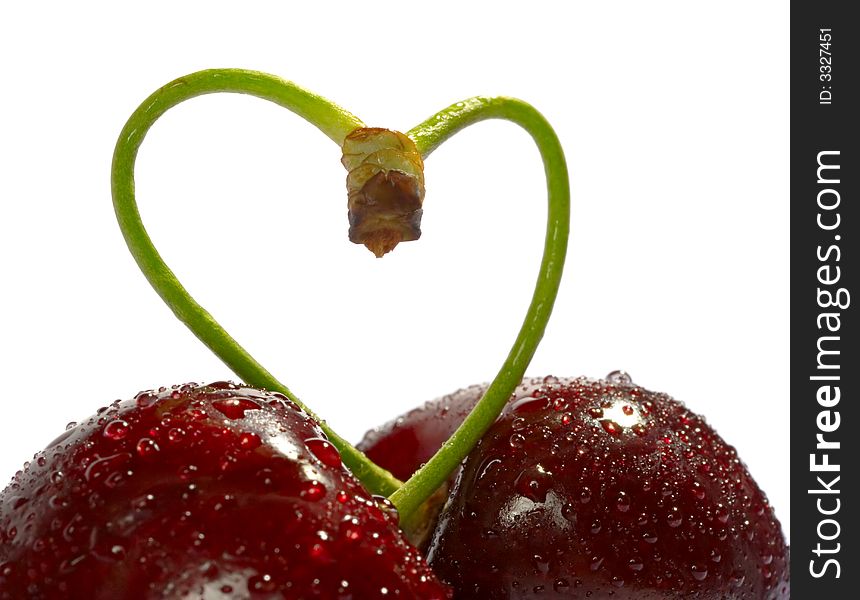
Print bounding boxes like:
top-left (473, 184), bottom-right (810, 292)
top-left (0, 376), bottom-right (788, 598)
top-left (0, 70), bottom-right (788, 598)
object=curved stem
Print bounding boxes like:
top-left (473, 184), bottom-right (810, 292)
top-left (111, 68), bottom-right (401, 496)
top-left (390, 97), bottom-right (570, 523)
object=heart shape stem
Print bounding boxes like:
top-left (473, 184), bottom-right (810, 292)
top-left (111, 69), bottom-right (570, 522)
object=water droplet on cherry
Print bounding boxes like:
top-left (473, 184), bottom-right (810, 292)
top-left (691, 563), bottom-right (708, 581)
top-left (666, 507), bottom-right (683, 528)
top-left (248, 573), bottom-right (277, 594)
top-left (606, 370), bottom-right (633, 385)
top-left (136, 438), bottom-right (160, 458)
top-left (212, 397), bottom-right (261, 420)
top-left (511, 396), bottom-right (549, 413)
top-left (300, 480), bottom-right (326, 501)
top-left (134, 392), bottom-right (157, 409)
top-left (103, 420), bottom-right (129, 440)
top-left (601, 420), bottom-right (622, 436)
top-left (238, 432), bottom-right (261, 450)
top-left (167, 428), bottom-right (186, 444)
top-left (514, 465), bottom-right (552, 503)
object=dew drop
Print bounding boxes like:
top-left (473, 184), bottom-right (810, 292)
top-left (631, 423), bottom-right (647, 437)
top-left (212, 397), bottom-right (260, 420)
top-left (135, 392), bottom-right (157, 409)
top-left (248, 573), bottom-right (277, 594)
top-left (179, 464), bottom-right (198, 481)
top-left (238, 432), bottom-right (261, 450)
top-left (615, 491), bottom-right (631, 512)
top-left (561, 503), bottom-right (576, 522)
top-left (509, 433), bottom-right (526, 448)
top-left (627, 557), bottom-right (644, 572)
top-left (300, 480), bottom-right (326, 501)
top-left (606, 370), bottom-right (633, 385)
top-left (691, 563), bottom-right (708, 581)
top-left (372, 495), bottom-right (400, 523)
top-left (477, 457), bottom-right (501, 480)
top-left (187, 408), bottom-right (206, 420)
top-left (511, 396), bottom-right (549, 413)
top-left (580, 486), bottom-right (592, 504)
top-left (85, 453), bottom-right (131, 483)
top-left (65, 422), bottom-right (77, 431)
top-left (136, 438), bottom-right (160, 458)
top-left (601, 420), bottom-right (622, 436)
top-left (342, 517), bottom-right (363, 542)
top-left (666, 507), bottom-right (683, 528)
top-left (514, 465), bottom-right (552, 503)
top-left (103, 420), bottom-right (129, 441)
top-left (309, 541), bottom-right (331, 563)
top-left (305, 438), bottom-right (341, 468)
top-left (167, 428), bottom-right (187, 444)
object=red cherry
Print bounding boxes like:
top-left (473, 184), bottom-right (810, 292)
top-left (0, 382), bottom-right (450, 599)
top-left (361, 376), bottom-right (789, 599)
top-left (359, 384), bottom-right (483, 482)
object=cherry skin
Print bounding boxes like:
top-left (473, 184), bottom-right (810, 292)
top-left (361, 375), bottom-right (789, 599)
top-left (0, 382), bottom-right (450, 599)
top-left (359, 384), bottom-right (483, 483)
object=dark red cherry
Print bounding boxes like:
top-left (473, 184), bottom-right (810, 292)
top-left (0, 382), bottom-right (450, 599)
top-left (359, 384), bottom-right (483, 482)
top-left (363, 375), bottom-right (789, 599)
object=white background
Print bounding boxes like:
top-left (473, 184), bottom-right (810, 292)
top-left (0, 2), bottom-right (789, 538)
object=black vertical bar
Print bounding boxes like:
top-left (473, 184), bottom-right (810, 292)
top-left (791, 2), bottom-right (857, 596)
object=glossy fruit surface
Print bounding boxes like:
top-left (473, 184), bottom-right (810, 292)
top-left (363, 375), bottom-right (789, 599)
top-left (0, 382), bottom-right (449, 599)
top-left (359, 385), bottom-right (483, 483)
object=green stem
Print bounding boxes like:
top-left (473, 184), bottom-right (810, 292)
top-left (390, 97), bottom-right (570, 523)
top-left (110, 68), bottom-right (401, 496)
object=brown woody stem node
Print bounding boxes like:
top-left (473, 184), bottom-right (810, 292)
top-left (341, 127), bottom-right (425, 257)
